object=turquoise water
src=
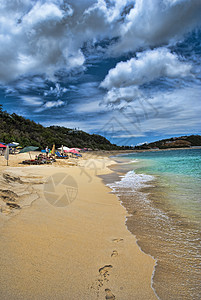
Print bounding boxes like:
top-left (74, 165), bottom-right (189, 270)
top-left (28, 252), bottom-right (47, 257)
top-left (126, 149), bottom-right (201, 224)
top-left (110, 148), bottom-right (201, 299)
top-left (128, 148), bottom-right (201, 178)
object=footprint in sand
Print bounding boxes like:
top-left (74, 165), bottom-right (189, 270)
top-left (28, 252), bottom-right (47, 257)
top-left (112, 238), bottom-right (123, 243)
top-left (99, 265), bottom-right (113, 278)
top-left (91, 265), bottom-right (113, 297)
top-left (111, 250), bottom-right (118, 257)
top-left (105, 288), bottom-right (115, 299)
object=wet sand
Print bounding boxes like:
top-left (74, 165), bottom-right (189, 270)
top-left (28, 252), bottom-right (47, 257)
top-left (0, 152), bottom-right (157, 299)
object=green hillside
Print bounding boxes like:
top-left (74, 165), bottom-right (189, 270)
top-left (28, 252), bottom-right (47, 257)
top-left (0, 105), bottom-right (120, 150)
top-left (135, 135), bottom-right (201, 150)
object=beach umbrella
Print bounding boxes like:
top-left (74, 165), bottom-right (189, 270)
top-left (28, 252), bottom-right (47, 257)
top-left (68, 149), bottom-right (80, 154)
top-left (70, 148), bottom-right (81, 151)
top-left (4, 145), bottom-right (9, 166)
top-left (7, 143), bottom-right (18, 154)
top-left (12, 142), bottom-right (19, 146)
top-left (20, 146), bottom-right (39, 153)
top-left (51, 144), bottom-right (55, 156)
top-left (58, 146), bottom-right (70, 151)
top-left (20, 146), bottom-right (39, 159)
top-left (0, 143), bottom-right (7, 148)
top-left (7, 143), bottom-right (18, 147)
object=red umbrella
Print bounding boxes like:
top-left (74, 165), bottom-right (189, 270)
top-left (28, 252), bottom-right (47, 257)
top-left (0, 143), bottom-right (6, 148)
top-left (70, 149), bottom-right (80, 154)
top-left (67, 149), bottom-right (79, 154)
top-left (70, 148), bottom-right (81, 151)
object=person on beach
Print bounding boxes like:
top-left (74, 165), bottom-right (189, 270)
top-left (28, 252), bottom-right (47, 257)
top-left (45, 146), bottom-right (49, 157)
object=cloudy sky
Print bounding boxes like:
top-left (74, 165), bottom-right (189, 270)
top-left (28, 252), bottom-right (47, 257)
top-left (0, 0), bottom-right (201, 145)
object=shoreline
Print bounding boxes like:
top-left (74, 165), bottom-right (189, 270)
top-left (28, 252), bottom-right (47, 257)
top-left (0, 152), bottom-right (157, 299)
top-left (99, 169), bottom-right (159, 300)
top-left (109, 149), bottom-right (201, 299)
top-left (102, 159), bottom-right (159, 299)
top-left (114, 146), bottom-right (201, 155)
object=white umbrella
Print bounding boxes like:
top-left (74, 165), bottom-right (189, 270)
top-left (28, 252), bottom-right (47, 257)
top-left (4, 145), bottom-right (9, 166)
top-left (58, 146), bottom-right (70, 151)
top-left (12, 142), bottom-right (19, 146)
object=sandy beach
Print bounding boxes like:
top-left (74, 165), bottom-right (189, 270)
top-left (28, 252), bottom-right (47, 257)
top-left (0, 152), bottom-right (157, 299)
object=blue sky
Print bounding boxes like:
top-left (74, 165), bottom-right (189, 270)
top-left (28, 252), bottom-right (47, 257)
top-left (0, 0), bottom-right (201, 146)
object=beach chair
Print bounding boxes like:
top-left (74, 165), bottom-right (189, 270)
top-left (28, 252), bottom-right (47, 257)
top-left (55, 151), bottom-right (68, 159)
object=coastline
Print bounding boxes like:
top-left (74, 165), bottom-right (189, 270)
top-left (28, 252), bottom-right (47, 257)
top-left (118, 146), bottom-right (201, 154)
top-left (104, 157), bottom-right (160, 299)
top-left (0, 152), bottom-right (157, 299)
top-left (99, 162), bottom-right (159, 300)
top-left (109, 149), bottom-right (201, 300)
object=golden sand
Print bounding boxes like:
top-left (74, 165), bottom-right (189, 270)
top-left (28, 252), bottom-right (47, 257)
top-left (0, 152), bottom-right (157, 299)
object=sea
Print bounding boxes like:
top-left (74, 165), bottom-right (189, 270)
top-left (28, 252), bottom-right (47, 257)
top-left (105, 148), bottom-right (201, 300)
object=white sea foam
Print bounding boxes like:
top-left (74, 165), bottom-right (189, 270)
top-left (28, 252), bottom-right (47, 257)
top-left (108, 170), bottom-right (169, 222)
top-left (107, 170), bottom-right (161, 299)
top-left (108, 170), bottom-right (154, 192)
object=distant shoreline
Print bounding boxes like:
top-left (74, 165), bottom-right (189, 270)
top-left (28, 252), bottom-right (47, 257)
top-left (110, 146), bottom-right (201, 154)
top-left (88, 146), bottom-right (201, 158)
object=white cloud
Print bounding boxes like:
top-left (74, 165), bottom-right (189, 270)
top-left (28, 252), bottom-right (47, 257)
top-left (101, 48), bottom-right (193, 108)
top-left (39, 85), bottom-right (201, 143)
top-left (13, 77), bottom-right (47, 92)
top-left (103, 86), bottom-right (142, 105)
top-left (0, 0), bottom-right (200, 85)
top-left (44, 83), bottom-right (68, 98)
top-left (22, 2), bottom-right (65, 26)
top-left (0, 0), bottom-right (200, 141)
top-left (84, 0), bottom-right (132, 24)
top-left (0, 1), bottom-right (85, 83)
top-left (20, 96), bottom-right (64, 111)
top-left (131, 86), bottom-right (201, 135)
top-left (113, 134), bottom-right (145, 138)
top-left (101, 48), bottom-right (192, 90)
top-left (113, 0), bottom-right (201, 54)
top-left (21, 96), bottom-right (43, 106)
top-left (42, 100), bottom-right (65, 109)
top-left (75, 100), bottom-right (106, 113)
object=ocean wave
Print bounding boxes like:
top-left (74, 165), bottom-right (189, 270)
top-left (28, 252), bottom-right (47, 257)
top-left (108, 170), bottom-right (154, 192)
